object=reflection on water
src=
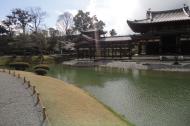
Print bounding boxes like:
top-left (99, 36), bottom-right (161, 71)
top-left (48, 65), bottom-right (190, 126)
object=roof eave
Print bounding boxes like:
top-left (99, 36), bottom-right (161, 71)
top-left (127, 20), bottom-right (146, 33)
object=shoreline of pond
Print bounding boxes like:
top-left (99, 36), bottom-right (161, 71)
top-left (62, 60), bottom-right (190, 72)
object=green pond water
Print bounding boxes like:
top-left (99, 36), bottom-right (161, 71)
top-left (48, 65), bottom-right (190, 126)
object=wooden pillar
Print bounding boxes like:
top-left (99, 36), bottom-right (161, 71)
top-left (107, 48), bottom-right (109, 57)
top-left (113, 48), bottom-right (115, 58)
top-left (141, 43), bottom-right (146, 55)
top-left (112, 43), bottom-right (114, 59)
top-left (115, 47), bottom-right (117, 57)
top-left (89, 48), bottom-right (91, 59)
top-left (94, 48), bottom-right (96, 59)
top-left (103, 48), bottom-right (106, 58)
top-left (85, 49), bottom-right (87, 58)
top-left (120, 46), bottom-right (122, 58)
top-left (123, 47), bottom-right (125, 57)
top-left (82, 49), bottom-right (84, 58)
top-left (176, 35), bottom-right (181, 54)
top-left (159, 38), bottom-right (162, 55)
top-left (81, 49), bottom-right (83, 58)
top-left (76, 48), bottom-right (79, 59)
top-left (138, 42), bottom-right (142, 55)
top-left (107, 48), bottom-right (110, 57)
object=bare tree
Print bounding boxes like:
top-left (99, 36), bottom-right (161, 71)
top-left (11, 8), bottom-right (33, 35)
top-left (30, 7), bottom-right (47, 33)
top-left (2, 15), bottom-right (16, 37)
top-left (57, 12), bottom-right (74, 35)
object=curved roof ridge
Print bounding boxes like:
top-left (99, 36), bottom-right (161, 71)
top-left (81, 34), bottom-right (94, 41)
top-left (149, 7), bottom-right (184, 14)
top-left (105, 35), bottom-right (131, 38)
top-left (127, 19), bottom-right (150, 23)
top-left (183, 6), bottom-right (190, 17)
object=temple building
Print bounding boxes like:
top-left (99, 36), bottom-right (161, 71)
top-left (75, 6), bottom-right (190, 59)
top-left (75, 30), bottom-right (132, 59)
top-left (127, 5), bottom-right (190, 55)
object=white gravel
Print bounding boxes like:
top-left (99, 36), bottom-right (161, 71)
top-left (0, 72), bottom-right (41, 126)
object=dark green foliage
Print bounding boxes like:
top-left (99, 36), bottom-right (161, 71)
top-left (73, 10), bottom-right (105, 32)
top-left (109, 29), bottom-right (117, 36)
top-left (94, 17), bottom-right (106, 30)
top-left (34, 64), bottom-right (50, 70)
top-left (73, 10), bottom-right (92, 31)
top-left (9, 62), bottom-right (30, 70)
top-left (0, 25), bottom-right (8, 35)
top-left (34, 68), bottom-right (48, 76)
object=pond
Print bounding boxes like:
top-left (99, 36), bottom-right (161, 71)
top-left (48, 65), bottom-right (190, 126)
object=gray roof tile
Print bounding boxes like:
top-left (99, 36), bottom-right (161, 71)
top-left (100, 36), bottom-right (131, 42)
top-left (132, 7), bottom-right (190, 24)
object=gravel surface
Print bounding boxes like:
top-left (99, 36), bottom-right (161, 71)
top-left (0, 72), bottom-right (41, 126)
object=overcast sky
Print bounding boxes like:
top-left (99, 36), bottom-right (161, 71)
top-left (0, 0), bottom-right (190, 35)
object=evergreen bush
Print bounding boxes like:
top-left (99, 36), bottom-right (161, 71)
top-left (34, 68), bottom-right (48, 76)
top-left (9, 62), bottom-right (30, 70)
top-left (34, 64), bottom-right (50, 70)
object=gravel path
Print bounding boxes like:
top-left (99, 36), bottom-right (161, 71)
top-left (0, 72), bottom-right (41, 126)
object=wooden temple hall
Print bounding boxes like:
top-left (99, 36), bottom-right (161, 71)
top-left (75, 30), bottom-right (132, 59)
top-left (75, 6), bottom-right (190, 59)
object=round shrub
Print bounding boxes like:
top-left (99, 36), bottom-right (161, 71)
top-left (34, 68), bottom-right (48, 76)
top-left (9, 62), bottom-right (30, 70)
top-left (34, 64), bottom-right (50, 70)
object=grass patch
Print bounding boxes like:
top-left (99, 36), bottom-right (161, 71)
top-left (73, 84), bottom-right (135, 126)
top-left (13, 70), bottom-right (130, 126)
top-left (85, 91), bottom-right (135, 126)
top-left (0, 56), bottom-right (10, 66)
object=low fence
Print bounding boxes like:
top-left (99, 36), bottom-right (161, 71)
top-left (0, 69), bottom-right (51, 126)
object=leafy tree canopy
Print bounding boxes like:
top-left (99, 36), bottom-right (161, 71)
top-left (73, 10), bottom-right (105, 32)
top-left (109, 29), bottom-right (117, 36)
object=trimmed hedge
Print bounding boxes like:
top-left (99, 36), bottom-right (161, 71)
top-left (34, 68), bottom-right (48, 76)
top-left (9, 62), bottom-right (30, 70)
top-left (34, 64), bottom-right (50, 70)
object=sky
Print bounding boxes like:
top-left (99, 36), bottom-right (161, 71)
top-left (0, 0), bottom-right (190, 35)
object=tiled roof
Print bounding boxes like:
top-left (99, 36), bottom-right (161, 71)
top-left (81, 29), bottom-right (107, 34)
top-left (81, 34), bottom-right (94, 41)
top-left (100, 36), bottom-right (131, 42)
top-left (81, 34), bottom-right (131, 42)
top-left (129, 7), bottom-right (190, 24)
top-left (76, 34), bottom-right (132, 46)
